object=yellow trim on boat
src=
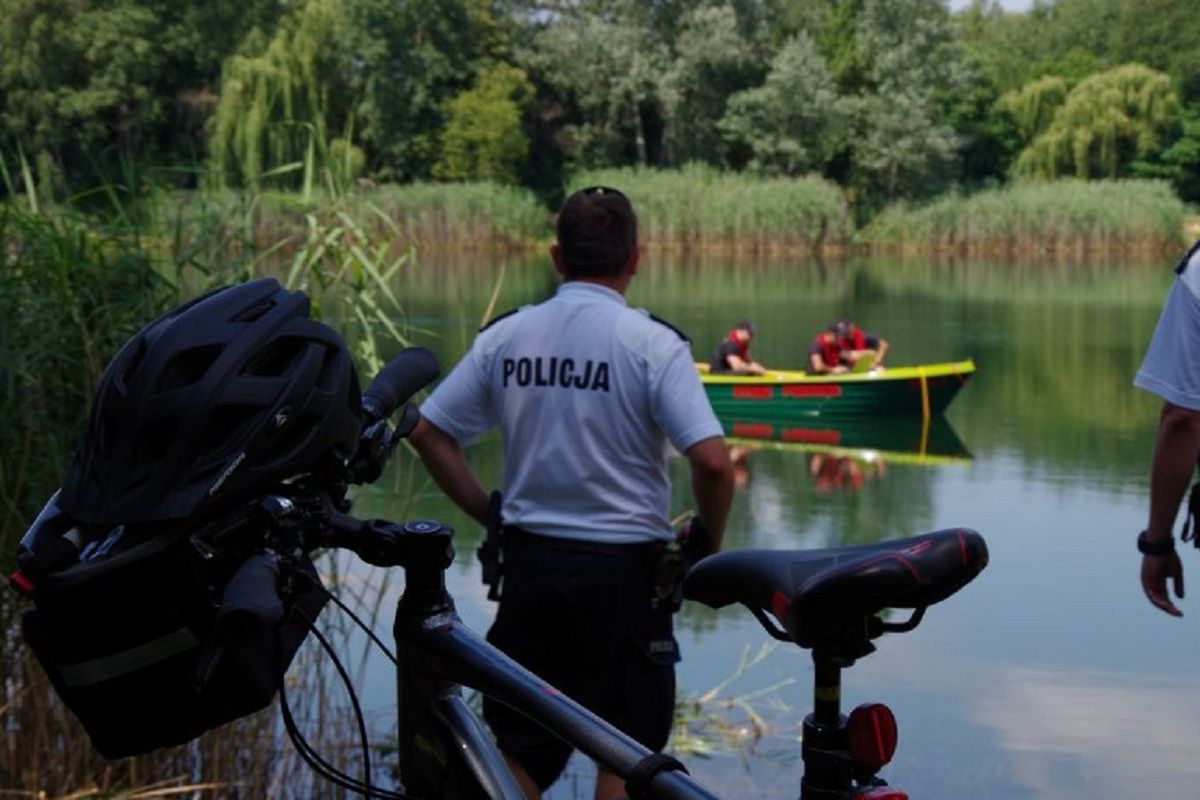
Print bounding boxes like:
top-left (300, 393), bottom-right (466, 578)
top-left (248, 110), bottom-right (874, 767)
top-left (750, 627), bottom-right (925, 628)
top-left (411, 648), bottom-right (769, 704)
top-left (697, 359), bottom-right (977, 385)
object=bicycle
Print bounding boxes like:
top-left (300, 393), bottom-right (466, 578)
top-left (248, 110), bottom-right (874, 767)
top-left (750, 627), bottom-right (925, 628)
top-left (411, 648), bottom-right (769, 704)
top-left (218, 348), bottom-right (989, 800)
top-left (16, 346), bottom-right (988, 799)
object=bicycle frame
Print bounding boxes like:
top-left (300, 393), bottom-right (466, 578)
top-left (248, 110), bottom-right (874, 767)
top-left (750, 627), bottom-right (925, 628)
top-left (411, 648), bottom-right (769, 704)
top-left (328, 515), bottom-right (719, 800)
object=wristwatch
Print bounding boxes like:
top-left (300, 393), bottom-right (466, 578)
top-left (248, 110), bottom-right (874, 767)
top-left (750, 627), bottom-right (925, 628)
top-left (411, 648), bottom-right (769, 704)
top-left (1137, 530), bottom-right (1175, 556)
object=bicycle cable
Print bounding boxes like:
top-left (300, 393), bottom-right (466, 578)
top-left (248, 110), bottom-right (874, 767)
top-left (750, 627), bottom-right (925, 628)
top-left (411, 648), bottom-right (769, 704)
top-left (282, 601), bottom-right (413, 800)
top-left (294, 566), bottom-right (399, 665)
top-left (279, 673), bottom-right (412, 800)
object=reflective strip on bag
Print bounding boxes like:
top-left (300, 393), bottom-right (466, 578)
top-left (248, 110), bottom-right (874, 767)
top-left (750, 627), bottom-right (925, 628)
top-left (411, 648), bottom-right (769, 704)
top-left (56, 628), bottom-right (200, 687)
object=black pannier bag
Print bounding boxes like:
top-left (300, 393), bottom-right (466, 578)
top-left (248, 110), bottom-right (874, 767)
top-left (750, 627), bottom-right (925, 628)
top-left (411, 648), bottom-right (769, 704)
top-left (16, 492), bottom-right (327, 759)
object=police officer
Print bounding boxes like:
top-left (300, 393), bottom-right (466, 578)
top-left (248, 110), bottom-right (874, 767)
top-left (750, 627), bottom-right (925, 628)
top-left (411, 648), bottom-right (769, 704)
top-left (1135, 239), bottom-right (1200, 617)
top-left (409, 186), bottom-right (734, 800)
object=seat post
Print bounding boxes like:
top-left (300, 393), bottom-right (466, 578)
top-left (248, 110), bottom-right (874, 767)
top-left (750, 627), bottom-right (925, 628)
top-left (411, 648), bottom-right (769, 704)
top-left (800, 651), bottom-right (850, 799)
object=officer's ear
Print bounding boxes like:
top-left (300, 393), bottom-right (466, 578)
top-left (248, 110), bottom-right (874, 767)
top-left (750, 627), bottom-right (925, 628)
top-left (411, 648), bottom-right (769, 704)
top-left (624, 245), bottom-right (641, 277)
top-left (550, 244), bottom-right (568, 278)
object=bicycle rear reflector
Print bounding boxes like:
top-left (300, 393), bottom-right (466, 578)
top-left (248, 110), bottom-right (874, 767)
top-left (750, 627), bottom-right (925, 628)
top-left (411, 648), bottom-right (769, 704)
top-left (847, 702), bottom-right (898, 772)
top-left (855, 788), bottom-right (909, 800)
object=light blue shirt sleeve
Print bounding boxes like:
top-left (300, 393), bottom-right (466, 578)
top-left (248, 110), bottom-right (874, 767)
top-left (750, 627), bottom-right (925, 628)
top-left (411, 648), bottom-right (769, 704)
top-left (1134, 278), bottom-right (1200, 412)
top-left (651, 342), bottom-right (724, 452)
top-left (419, 346), bottom-right (497, 444)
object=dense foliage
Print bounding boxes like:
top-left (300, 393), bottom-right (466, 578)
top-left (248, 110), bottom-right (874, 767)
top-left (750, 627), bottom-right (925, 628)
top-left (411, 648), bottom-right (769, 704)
top-left (2, 0), bottom-right (1199, 211)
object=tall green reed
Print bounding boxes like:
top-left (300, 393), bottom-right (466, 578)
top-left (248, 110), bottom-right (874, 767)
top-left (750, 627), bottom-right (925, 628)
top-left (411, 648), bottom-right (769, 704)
top-left (571, 164), bottom-right (851, 255)
top-left (860, 179), bottom-right (1189, 256)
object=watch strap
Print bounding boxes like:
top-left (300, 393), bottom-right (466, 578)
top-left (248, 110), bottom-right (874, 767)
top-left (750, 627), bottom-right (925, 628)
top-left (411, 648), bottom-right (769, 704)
top-left (1138, 530), bottom-right (1175, 556)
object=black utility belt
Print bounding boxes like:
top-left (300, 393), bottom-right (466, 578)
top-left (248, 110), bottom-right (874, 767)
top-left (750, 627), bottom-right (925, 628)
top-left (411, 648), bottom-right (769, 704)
top-left (501, 526), bottom-right (661, 561)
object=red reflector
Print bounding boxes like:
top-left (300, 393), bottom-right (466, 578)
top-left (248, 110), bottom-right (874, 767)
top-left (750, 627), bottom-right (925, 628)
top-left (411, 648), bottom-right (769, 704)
top-left (847, 703), bottom-right (898, 772)
top-left (9, 571), bottom-right (35, 595)
top-left (732, 385), bottom-right (773, 399)
top-left (781, 384), bottom-right (840, 398)
top-left (856, 789), bottom-right (908, 800)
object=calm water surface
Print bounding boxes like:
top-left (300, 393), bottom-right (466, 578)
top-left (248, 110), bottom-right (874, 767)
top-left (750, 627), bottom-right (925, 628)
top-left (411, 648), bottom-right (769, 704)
top-left (344, 254), bottom-right (1199, 799)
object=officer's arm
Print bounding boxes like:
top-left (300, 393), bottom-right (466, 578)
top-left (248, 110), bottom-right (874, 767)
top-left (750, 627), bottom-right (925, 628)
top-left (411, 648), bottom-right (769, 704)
top-left (684, 435), bottom-right (734, 556)
top-left (1147, 402), bottom-right (1200, 544)
top-left (726, 354), bottom-right (752, 372)
top-left (409, 416), bottom-right (490, 524)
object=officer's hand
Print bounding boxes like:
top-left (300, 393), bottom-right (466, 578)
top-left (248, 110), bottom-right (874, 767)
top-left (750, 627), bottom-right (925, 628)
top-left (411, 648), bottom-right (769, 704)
top-left (1142, 552), bottom-right (1185, 616)
top-left (676, 518), bottom-right (714, 559)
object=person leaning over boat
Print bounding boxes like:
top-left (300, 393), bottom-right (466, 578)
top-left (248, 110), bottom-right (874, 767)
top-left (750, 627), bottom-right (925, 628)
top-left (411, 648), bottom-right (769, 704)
top-left (808, 319), bottom-right (889, 375)
top-left (408, 185), bottom-right (735, 800)
top-left (709, 319), bottom-right (766, 375)
top-left (1133, 239), bottom-right (1200, 617)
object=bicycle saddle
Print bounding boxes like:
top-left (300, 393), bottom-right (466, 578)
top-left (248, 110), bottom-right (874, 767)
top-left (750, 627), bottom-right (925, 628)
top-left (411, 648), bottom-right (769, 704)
top-left (683, 529), bottom-right (988, 650)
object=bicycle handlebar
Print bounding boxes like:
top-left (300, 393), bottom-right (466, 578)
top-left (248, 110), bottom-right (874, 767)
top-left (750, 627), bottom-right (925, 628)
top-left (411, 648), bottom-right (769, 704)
top-left (361, 347), bottom-right (440, 423)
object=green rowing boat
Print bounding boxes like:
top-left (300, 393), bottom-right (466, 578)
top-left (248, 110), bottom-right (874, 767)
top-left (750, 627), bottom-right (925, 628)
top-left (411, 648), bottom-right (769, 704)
top-left (699, 359), bottom-right (975, 420)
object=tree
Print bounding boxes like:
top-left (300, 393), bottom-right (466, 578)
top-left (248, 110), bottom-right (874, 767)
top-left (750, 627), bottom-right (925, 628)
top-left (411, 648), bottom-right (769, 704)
top-left (845, 0), bottom-right (967, 205)
top-left (345, 0), bottom-right (495, 180)
top-left (661, 5), bottom-right (766, 167)
top-left (1013, 63), bottom-right (1180, 179)
top-left (434, 64), bottom-right (534, 183)
top-left (717, 33), bottom-right (846, 176)
top-left (0, 0), bottom-right (282, 195)
top-left (208, 0), bottom-right (349, 188)
top-left (997, 75), bottom-right (1070, 143)
top-left (517, 10), bottom-right (669, 170)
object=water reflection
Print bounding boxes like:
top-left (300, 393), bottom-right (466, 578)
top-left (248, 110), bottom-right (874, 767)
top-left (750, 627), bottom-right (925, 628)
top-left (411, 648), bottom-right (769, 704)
top-left (720, 415), bottom-right (972, 471)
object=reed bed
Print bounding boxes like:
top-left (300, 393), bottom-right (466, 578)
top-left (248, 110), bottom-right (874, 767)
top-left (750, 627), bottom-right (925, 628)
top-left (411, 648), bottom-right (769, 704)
top-left (0, 202), bottom-right (173, 557)
top-left (860, 179), bottom-right (1189, 256)
top-left (571, 164), bottom-right (851, 256)
top-left (0, 185), bottom-right (414, 797)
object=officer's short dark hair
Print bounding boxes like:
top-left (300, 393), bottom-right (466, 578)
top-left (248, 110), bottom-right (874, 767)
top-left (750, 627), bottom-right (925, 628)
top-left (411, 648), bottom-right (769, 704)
top-left (556, 186), bottom-right (638, 279)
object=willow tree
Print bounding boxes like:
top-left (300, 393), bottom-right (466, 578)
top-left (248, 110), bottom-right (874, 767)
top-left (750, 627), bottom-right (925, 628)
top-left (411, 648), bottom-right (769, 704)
top-left (1013, 63), bottom-right (1180, 179)
top-left (208, 0), bottom-right (349, 188)
top-left (997, 75), bottom-right (1070, 144)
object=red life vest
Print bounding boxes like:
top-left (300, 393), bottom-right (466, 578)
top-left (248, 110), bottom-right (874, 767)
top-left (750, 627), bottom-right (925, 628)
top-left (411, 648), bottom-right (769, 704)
top-left (814, 332), bottom-right (841, 368)
top-left (727, 330), bottom-right (750, 361)
top-left (839, 327), bottom-right (867, 352)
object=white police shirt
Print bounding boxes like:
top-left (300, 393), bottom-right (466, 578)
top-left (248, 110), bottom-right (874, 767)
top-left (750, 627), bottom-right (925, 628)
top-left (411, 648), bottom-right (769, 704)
top-left (1136, 240), bottom-right (1200, 411)
top-left (420, 281), bottom-right (723, 544)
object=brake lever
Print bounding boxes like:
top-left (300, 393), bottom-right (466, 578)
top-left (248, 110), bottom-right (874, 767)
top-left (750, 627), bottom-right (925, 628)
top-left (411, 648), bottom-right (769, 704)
top-left (394, 402), bottom-right (420, 438)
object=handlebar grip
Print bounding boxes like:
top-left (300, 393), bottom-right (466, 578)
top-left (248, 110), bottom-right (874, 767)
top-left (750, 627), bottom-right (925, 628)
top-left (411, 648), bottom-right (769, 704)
top-left (362, 347), bottom-right (441, 423)
top-left (217, 552), bottom-right (284, 641)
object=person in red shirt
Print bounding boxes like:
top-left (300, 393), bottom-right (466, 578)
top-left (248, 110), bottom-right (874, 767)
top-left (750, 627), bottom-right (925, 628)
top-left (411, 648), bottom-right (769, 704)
top-left (709, 320), bottom-right (766, 375)
top-left (808, 319), bottom-right (889, 375)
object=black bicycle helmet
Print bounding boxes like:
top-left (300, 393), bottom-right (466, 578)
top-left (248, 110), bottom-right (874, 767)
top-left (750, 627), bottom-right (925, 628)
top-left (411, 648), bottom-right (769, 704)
top-left (58, 278), bottom-right (362, 524)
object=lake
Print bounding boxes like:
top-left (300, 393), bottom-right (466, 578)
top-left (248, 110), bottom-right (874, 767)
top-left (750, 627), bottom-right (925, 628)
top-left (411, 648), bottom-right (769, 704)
top-left (341, 251), bottom-right (1199, 799)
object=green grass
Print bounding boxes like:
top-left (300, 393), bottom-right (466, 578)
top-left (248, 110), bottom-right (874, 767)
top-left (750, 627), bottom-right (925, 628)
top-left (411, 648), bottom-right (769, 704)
top-left (860, 178), bottom-right (1189, 255)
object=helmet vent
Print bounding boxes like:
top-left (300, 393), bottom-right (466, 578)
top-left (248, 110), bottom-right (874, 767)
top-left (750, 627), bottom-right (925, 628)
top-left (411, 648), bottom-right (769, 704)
top-left (243, 338), bottom-right (307, 378)
top-left (156, 345), bottom-right (223, 392)
top-left (231, 298), bottom-right (276, 323)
